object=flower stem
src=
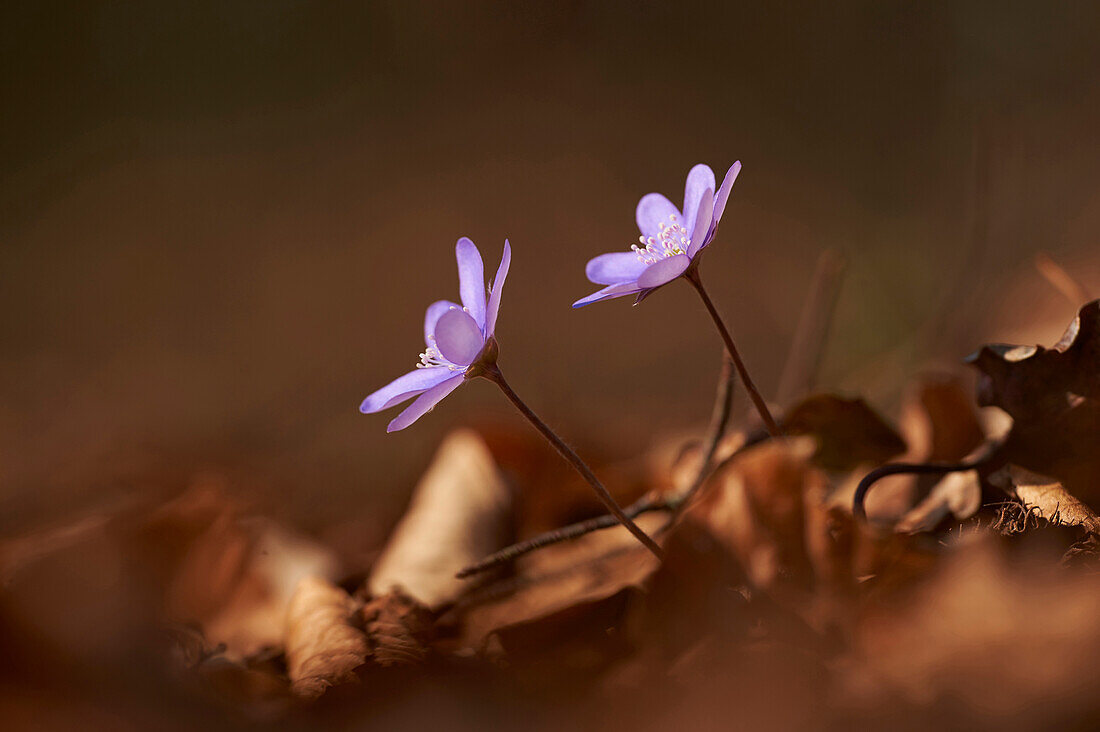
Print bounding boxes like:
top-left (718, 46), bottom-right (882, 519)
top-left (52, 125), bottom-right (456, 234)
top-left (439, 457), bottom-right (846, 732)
top-left (684, 268), bottom-right (782, 438)
top-left (481, 365), bottom-right (666, 562)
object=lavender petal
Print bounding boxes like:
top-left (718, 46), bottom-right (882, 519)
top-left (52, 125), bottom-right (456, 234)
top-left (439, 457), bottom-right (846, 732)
top-left (635, 192), bottom-right (680, 240)
top-left (424, 300), bottom-right (461, 343)
top-left (572, 281), bottom-right (641, 308)
top-left (433, 307), bottom-right (485, 365)
top-left (455, 237), bottom-right (487, 330)
top-left (682, 163), bottom-right (716, 239)
top-left (386, 373), bottom-right (466, 432)
top-left (636, 253), bottom-right (690, 288)
top-left (485, 239), bottom-right (511, 337)
top-left (712, 161), bottom-right (742, 226)
top-left (686, 188), bottom-right (714, 258)
top-left (585, 251), bottom-right (648, 285)
top-left (360, 367), bottom-right (454, 413)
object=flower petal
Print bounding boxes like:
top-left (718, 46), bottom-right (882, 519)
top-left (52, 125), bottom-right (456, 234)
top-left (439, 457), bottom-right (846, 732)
top-left (455, 237), bottom-right (486, 330)
top-left (682, 164), bottom-right (716, 240)
top-left (686, 188), bottom-right (714, 258)
top-left (635, 193), bottom-right (680, 240)
top-left (636, 253), bottom-right (691, 288)
top-left (712, 161), bottom-right (741, 226)
top-left (485, 240), bottom-right (511, 337)
top-left (424, 300), bottom-right (461, 343)
top-left (386, 373), bottom-right (465, 432)
top-left (360, 367), bottom-right (454, 414)
top-left (585, 251), bottom-right (648, 285)
top-left (571, 281), bottom-right (641, 308)
top-left (434, 308), bottom-right (485, 365)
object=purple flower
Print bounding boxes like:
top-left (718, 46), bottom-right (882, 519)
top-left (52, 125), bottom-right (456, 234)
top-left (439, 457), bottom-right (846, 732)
top-left (360, 237), bottom-right (511, 432)
top-left (573, 162), bottom-right (741, 308)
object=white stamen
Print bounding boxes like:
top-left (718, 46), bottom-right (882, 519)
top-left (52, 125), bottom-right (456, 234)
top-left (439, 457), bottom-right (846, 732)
top-left (628, 212), bottom-right (691, 265)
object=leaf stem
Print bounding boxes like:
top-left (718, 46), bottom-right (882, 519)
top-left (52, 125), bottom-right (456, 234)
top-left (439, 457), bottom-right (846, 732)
top-left (685, 268), bottom-right (782, 438)
top-left (480, 365), bottom-right (666, 562)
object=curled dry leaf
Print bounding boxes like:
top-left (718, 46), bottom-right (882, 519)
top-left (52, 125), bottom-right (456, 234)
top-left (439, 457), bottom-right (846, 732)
top-left (166, 514), bottom-right (340, 660)
top-left (894, 470), bottom-right (982, 534)
top-left (450, 512), bottom-right (664, 654)
top-left (682, 437), bottom-right (822, 593)
top-left (847, 539), bottom-right (1100, 726)
top-left (284, 576), bottom-right (369, 700)
top-left (781, 394), bottom-right (906, 472)
top-left (856, 376), bottom-right (985, 523)
top-left (368, 429), bottom-right (511, 609)
top-left (967, 299), bottom-right (1100, 422)
top-left (988, 465), bottom-right (1100, 534)
top-left (361, 590), bottom-right (435, 667)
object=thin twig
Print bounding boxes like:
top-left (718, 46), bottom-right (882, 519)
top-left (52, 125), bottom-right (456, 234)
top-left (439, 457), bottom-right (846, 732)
top-left (455, 496), bottom-right (676, 579)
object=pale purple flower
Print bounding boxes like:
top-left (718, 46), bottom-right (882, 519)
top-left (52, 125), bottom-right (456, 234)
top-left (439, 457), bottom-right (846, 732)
top-left (360, 237), bottom-right (511, 432)
top-left (573, 162), bottom-right (741, 308)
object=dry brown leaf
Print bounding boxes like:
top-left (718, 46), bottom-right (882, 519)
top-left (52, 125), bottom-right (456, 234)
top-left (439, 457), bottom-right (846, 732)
top-left (781, 394), bottom-right (906, 472)
top-left (846, 538), bottom-right (1100, 725)
top-left (989, 465), bottom-right (1100, 534)
top-left (450, 512), bottom-right (664, 652)
top-left (165, 515), bottom-right (339, 659)
top-left (997, 398), bottom-right (1100, 504)
top-left (361, 590), bottom-right (435, 667)
top-left (803, 480), bottom-right (857, 594)
top-left (856, 376), bottom-right (985, 523)
top-left (285, 576), bottom-right (369, 700)
top-left (478, 420), bottom-right (652, 536)
top-left (368, 429), bottom-right (511, 609)
top-left (968, 299), bottom-right (1100, 422)
top-left (894, 470), bottom-right (982, 534)
top-left (683, 437), bottom-right (822, 593)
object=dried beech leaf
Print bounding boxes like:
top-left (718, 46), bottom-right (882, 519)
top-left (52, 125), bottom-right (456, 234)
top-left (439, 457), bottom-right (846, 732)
top-left (369, 429), bottom-right (511, 609)
top-left (901, 376), bottom-right (985, 463)
top-left (781, 395), bottom-right (906, 472)
top-left (285, 576), bottom-right (368, 700)
top-left (361, 590), bottom-right (435, 667)
top-left (803, 481), bottom-right (856, 593)
top-left (847, 539), bottom-right (1100, 723)
top-left (989, 465), bottom-right (1100, 534)
top-left (857, 376), bottom-right (984, 523)
top-left (994, 397), bottom-right (1100, 504)
top-left (894, 470), bottom-right (982, 534)
top-left (967, 299), bottom-right (1100, 422)
top-left (683, 437), bottom-right (823, 593)
top-left (452, 512), bottom-right (664, 650)
top-left (167, 517), bottom-right (340, 659)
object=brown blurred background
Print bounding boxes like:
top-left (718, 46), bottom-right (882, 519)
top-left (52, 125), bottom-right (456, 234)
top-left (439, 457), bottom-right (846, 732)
top-left (2, 1), bottom-right (1100, 532)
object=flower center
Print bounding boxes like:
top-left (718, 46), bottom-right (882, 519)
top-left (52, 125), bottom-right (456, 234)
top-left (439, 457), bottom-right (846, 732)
top-left (416, 335), bottom-right (463, 371)
top-left (630, 213), bottom-right (690, 265)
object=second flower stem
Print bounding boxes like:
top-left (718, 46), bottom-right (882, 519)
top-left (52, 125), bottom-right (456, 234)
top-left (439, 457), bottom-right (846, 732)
top-left (685, 268), bottom-right (783, 438)
top-left (481, 365), bottom-right (666, 562)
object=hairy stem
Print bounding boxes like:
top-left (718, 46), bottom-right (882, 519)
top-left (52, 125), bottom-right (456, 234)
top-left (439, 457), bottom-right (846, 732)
top-left (458, 352), bottom-right (736, 578)
top-left (481, 365), bottom-right (665, 562)
top-left (665, 353), bottom-right (735, 526)
top-left (685, 268), bottom-right (782, 437)
top-left (456, 495), bottom-right (675, 578)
